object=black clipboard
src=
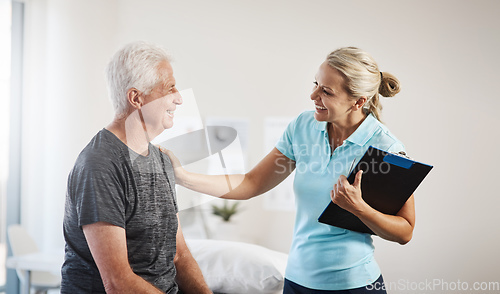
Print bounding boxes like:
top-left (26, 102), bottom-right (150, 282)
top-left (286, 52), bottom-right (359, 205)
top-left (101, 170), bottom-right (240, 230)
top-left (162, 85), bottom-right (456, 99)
top-left (318, 146), bottom-right (433, 234)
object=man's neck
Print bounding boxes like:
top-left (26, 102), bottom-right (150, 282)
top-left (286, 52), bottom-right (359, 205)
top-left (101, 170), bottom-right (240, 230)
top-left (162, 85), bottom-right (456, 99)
top-left (106, 112), bottom-right (152, 156)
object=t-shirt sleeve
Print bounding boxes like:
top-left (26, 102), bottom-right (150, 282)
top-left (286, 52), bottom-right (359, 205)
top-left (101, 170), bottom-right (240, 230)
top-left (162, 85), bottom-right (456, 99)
top-left (275, 116), bottom-right (299, 161)
top-left (161, 153), bottom-right (178, 213)
top-left (70, 158), bottom-right (126, 229)
top-left (387, 141), bottom-right (406, 154)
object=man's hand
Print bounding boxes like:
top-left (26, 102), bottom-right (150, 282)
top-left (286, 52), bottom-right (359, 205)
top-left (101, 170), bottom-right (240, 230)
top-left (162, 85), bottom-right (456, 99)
top-left (174, 215), bottom-right (212, 293)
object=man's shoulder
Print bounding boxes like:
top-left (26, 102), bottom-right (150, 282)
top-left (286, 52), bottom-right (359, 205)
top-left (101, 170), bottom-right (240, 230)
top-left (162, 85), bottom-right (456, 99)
top-left (73, 129), bottom-right (125, 171)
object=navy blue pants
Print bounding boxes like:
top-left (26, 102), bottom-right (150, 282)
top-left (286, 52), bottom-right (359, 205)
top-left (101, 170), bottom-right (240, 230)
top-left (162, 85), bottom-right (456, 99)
top-left (283, 275), bottom-right (387, 294)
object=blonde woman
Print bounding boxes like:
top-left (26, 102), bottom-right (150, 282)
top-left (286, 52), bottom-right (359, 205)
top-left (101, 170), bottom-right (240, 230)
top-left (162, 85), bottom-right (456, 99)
top-left (167, 47), bottom-right (414, 293)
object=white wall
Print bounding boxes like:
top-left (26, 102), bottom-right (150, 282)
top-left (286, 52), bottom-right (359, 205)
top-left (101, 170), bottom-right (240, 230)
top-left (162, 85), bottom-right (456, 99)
top-left (19, 0), bottom-right (500, 292)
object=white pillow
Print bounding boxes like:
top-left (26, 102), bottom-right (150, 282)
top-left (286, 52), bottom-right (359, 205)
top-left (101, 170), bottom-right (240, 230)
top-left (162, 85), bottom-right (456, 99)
top-left (186, 239), bottom-right (288, 294)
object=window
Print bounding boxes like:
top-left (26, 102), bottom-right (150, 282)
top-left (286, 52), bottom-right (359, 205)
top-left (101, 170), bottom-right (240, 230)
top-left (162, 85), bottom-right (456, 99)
top-left (0, 0), bottom-right (12, 288)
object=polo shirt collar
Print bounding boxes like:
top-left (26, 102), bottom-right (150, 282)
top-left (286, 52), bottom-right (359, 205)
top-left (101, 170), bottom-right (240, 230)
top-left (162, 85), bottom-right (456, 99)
top-left (314, 113), bottom-right (379, 146)
top-left (346, 113), bottom-right (379, 146)
top-left (315, 120), bottom-right (328, 131)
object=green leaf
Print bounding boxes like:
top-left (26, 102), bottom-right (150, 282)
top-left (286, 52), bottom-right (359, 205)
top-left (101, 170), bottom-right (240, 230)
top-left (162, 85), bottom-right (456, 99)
top-left (211, 200), bottom-right (240, 222)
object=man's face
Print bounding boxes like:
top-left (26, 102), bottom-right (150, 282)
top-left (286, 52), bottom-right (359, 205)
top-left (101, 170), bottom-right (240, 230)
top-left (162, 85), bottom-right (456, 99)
top-left (140, 61), bottom-right (182, 136)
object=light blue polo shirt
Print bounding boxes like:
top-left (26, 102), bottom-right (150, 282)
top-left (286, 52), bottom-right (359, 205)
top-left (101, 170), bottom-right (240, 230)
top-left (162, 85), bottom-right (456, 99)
top-left (276, 111), bottom-right (405, 290)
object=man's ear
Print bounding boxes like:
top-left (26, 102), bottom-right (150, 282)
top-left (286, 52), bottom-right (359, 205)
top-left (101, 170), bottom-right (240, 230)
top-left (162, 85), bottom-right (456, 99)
top-left (353, 96), bottom-right (367, 110)
top-left (127, 88), bottom-right (143, 109)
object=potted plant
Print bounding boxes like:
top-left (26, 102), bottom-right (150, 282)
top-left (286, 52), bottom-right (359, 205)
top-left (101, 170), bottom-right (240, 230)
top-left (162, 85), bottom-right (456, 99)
top-left (211, 200), bottom-right (239, 222)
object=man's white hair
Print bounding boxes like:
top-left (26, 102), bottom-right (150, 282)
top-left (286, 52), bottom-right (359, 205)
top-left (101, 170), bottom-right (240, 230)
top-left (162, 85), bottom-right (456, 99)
top-left (105, 41), bottom-right (172, 117)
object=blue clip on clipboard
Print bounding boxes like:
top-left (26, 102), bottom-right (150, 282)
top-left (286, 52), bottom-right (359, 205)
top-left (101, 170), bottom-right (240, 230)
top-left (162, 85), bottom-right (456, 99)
top-left (318, 146), bottom-right (433, 235)
top-left (383, 152), bottom-right (414, 169)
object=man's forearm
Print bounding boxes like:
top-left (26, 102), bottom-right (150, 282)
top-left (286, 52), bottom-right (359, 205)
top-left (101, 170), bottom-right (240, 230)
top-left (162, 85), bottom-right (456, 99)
top-left (83, 223), bottom-right (165, 294)
top-left (104, 272), bottom-right (164, 294)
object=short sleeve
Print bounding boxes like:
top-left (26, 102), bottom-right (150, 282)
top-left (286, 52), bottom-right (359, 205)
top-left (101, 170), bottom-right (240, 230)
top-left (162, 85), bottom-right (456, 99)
top-left (275, 116), bottom-right (298, 161)
top-left (70, 158), bottom-right (126, 229)
top-left (160, 151), bottom-right (178, 213)
top-left (387, 141), bottom-right (406, 154)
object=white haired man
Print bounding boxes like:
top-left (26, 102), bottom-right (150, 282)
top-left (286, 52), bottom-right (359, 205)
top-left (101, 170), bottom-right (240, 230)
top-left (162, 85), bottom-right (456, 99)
top-left (61, 41), bottom-right (212, 294)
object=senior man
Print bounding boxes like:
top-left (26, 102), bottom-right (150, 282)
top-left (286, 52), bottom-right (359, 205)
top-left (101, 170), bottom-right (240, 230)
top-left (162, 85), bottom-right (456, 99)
top-left (61, 41), bottom-right (211, 294)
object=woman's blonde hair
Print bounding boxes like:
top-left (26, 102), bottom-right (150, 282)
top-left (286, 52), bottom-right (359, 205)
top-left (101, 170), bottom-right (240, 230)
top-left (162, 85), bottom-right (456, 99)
top-left (326, 47), bottom-right (400, 121)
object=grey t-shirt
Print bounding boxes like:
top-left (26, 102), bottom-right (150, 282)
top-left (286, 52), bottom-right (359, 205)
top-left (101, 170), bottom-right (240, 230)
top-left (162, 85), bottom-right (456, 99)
top-left (61, 129), bottom-right (179, 293)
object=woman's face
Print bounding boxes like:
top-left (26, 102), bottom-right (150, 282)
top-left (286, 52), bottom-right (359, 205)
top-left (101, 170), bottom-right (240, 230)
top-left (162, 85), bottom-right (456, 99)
top-left (310, 61), bottom-right (356, 124)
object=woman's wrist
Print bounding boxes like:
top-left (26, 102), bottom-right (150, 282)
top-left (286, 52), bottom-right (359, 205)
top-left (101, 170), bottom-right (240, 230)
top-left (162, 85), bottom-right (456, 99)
top-left (351, 200), bottom-right (372, 218)
top-left (173, 167), bottom-right (188, 186)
